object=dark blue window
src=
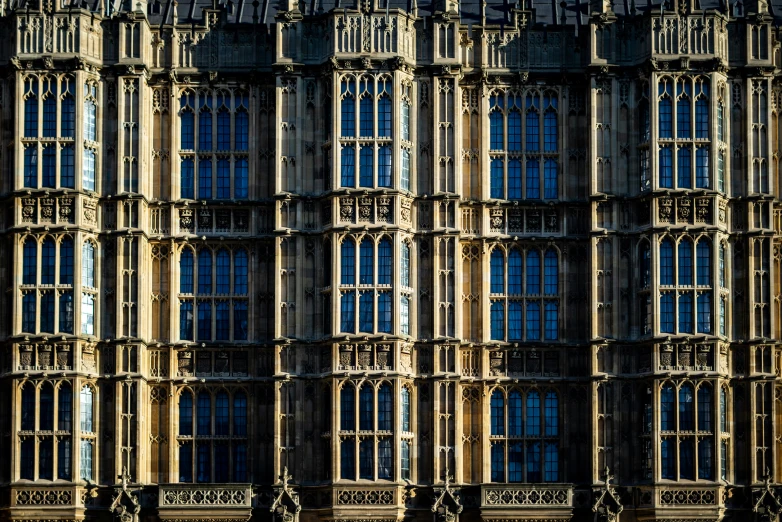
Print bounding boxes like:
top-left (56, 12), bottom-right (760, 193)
top-left (60, 238), bottom-right (73, 284)
top-left (58, 438), bottom-right (71, 480)
top-left (217, 110), bottom-right (230, 150)
top-left (23, 238), bottom-right (36, 285)
top-left (60, 291), bottom-right (73, 333)
top-left (359, 240), bottom-right (373, 285)
top-left (181, 110), bottom-right (194, 149)
top-left (61, 94), bottom-right (75, 137)
top-left (544, 250), bottom-right (558, 295)
top-left (40, 383), bottom-right (54, 430)
top-left (197, 443), bottom-right (210, 482)
top-left (214, 444), bottom-right (229, 482)
top-left (24, 147), bottom-right (37, 188)
top-left (41, 239), bottom-right (55, 285)
top-left (378, 239), bottom-right (392, 285)
top-left (527, 441), bottom-right (541, 482)
top-left (679, 240), bottom-right (693, 286)
top-left (341, 146), bottom-right (355, 186)
top-left (696, 146), bottom-right (709, 188)
top-left (340, 385), bottom-right (355, 430)
top-left (698, 438), bottom-right (713, 479)
top-left (180, 301), bottom-right (194, 340)
top-left (216, 249), bottom-right (230, 294)
top-left (677, 146), bottom-right (691, 188)
top-left (235, 158), bottom-right (249, 199)
top-left (180, 159), bottom-right (194, 199)
top-left (490, 390), bottom-right (505, 435)
top-left (217, 159), bottom-right (230, 199)
top-left (659, 146), bottom-right (673, 188)
top-left (490, 108), bottom-right (503, 150)
top-left (42, 145), bottom-right (55, 188)
top-left (341, 240), bottom-right (355, 285)
top-left (490, 302), bottom-right (504, 340)
top-left (197, 302), bottom-right (211, 340)
top-left (359, 146), bottom-right (373, 187)
top-left (198, 159), bottom-right (212, 199)
top-left (378, 384), bottom-right (392, 431)
top-left (526, 98), bottom-right (539, 151)
top-left (661, 384), bottom-right (675, 430)
top-left (527, 251), bottom-right (540, 294)
top-left (360, 96), bottom-right (373, 138)
top-left (43, 95), bottom-right (56, 138)
top-left (543, 159), bottom-right (558, 199)
top-left (378, 146), bottom-right (392, 187)
top-left (509, 390), bottom-right (523, 436)
top-left (234, 301), bottom-right (248, 340)
top-left (20, 439), bottom-right (34, 479)
top-left (378, 292), bottom-right (391, 333)
top-left (40, 292), bottom-right (54, 333)
top-left (235, 109), bottom-right (249, 151)
top-left (179, 392), bottom-right (193, 435)
top-left (378, 94), bottom-right (391, 137)
top-left (215, 391), bottom-right (229, 436)
top-left (696, 98), bottom-right (709, 139)
top-left (544, 303), bottom-right (558, 340)
top-left (25, 89), bottom-right (38, 138)
top-left (526, 302), bottom-right (540, 340)
top-left (680, 438), bottom-right (694, 480)
top-left (180, 250), bottom-right (194, 293)
top-left (526, 159), bottom-right (539, 199)
top-left (679, 384), bottom-right (694, 430)
top-left (234, 250), bottom-right (248, 294)
top-left (544, 108), bottom-right (557, 151)
top-left (508, 250), bottom-right (522, 294)
top-left (359, 385), bottom-right (373, 431)
top-left (215, 301), bottom-right (229, 340)
top-left (697, 292), bottom-right (711, 333)
top-left (58, 383), bottom-right (72, 431)
top-left (491, 444), bottom-right (504, 482)
top-left (341, 439), bottom-right (355, 480)
top-left (197, 391), bottom-right (211, 435)
top-left (22, 293), bottom-right (36, 332)
top-left (359, 439), bottom-right (373, 479)
top-left (677, 96), bottom-right (691, 139)
top-left (658, 90), bottom-right (672, 139)
top-left (508, 110), bottom-right (521, 151)
top-left (341, 86), bottom-right (355, 137)
top-left (61, 146), bottom-right (75, 188)
top-left (508, 159), bottom-right (522, 199)
top-left (199, 110), bottom-right (212, 150)
top-left (508, 302), bottom-right (523, 340)
top-left (359, 292), bottom-right (373, 332)
top-left (660, 239), bottom-right (674, 285)
top-left (234, 392), bottom-right (247, 436)
top-left (660, 293), bottom-right (674, 333)
top-left (198, 250), bottom-right (212, 294)
top-left (490, 250), bottom-right (504, 293)
top-left (490, 159), bottom-right (503, 199)
top-left (679, 293), bottom-right (693, 333)
top-left (340, 291), bottom-right (355, 332)
top-left (179, 443), bottom-right (192, 482)
top-left (544, 442), bottom-right (559, 482)
top-left (697, 241), bottom-right (711, 286)
top-left (698, 386), bottom-right (712, 431)
top-left (21, 383), bottom-right (35, 430)
top-left (378, 438), bottom-right (392, 479)
top-left (527, 391), bottom-right (541, 436)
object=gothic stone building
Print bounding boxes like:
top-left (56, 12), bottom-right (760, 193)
top-left (1, 0), bottom-right (782, 521)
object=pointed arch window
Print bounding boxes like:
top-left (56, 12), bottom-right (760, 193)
top-left (215, 391), bottom-right (229, 436)
top-left (341, 385), bottom-right (355, 431)
top-left (378, 239), bottom-right (392, 285)
top-left (378, 91), bottom-right (392, 138)
top-left (491, 250), bottom-right (505, 294)
top-left (661, 384), bottom-right (675, 431)
top-left (80, 386), bottom-right (93, 432)
top-left (198, 250), bottom-right (212, 294)
top-left (60, 238), bottom-right (74, 285)
top-left (359, 385), bottom-right (374, 431)
top-left (41, 238), bottom-right (55, 285)
top-left (359, 240), bottom-right (374, 285)
top-left (59, 383), bottom-right (72, 431)
top-left (660, 239), bottom-right (674, 285)
top-left (21, 383), bottom-right (35, 430)
top-left (401, 387), bottom-right (411, 432)
top-left (658, 80), bottom-right (673, 139)
top-left (197, 391), bottom-right (211, 436)
top-left (341, 81), bottom-right (356, 138)
top-left (179, 392), bottom-right (193, 436)
top-left (679, 240), bottom-right (693, 286)
top-left (360, 86), bottom-right (374, 138)
top-left (401, 242), bottom-right (411, 288)
top-left (378, 384), bottom-right (392, 431)
top-left (676, 80), bottom-right (692, 139)
top-left (43, 88), bottom-right (57, 138)
top-left (82, 241), bottom-right (94, 288)
top-left (24, 80), bottom-right (38, 138)
top-left (679, 384), bottom-right (695, 431)
top-left (491, 390), bottom-right (505, 436)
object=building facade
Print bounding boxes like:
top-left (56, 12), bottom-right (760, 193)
top-left (0, 0), bottom-right (781, 520)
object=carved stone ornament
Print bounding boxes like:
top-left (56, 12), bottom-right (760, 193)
top-left (340, 197), bottom-right (354, 222)
top-left (659, 197), bottom-right (673, 222)
top-left (592, 467), bottom-right (623, 522)
top-left (270, 467), bottom-right (301, 522)
top-left (180, 208), bottom-right (194, 231)
top-left (83, 198), bottom-right (98, 225)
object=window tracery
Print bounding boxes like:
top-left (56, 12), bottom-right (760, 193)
top-left (658, 236), bottom-right (713, 335)
top-left (659, 380), bottom-right (715, 480)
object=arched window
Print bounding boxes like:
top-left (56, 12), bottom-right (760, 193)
top-left (197, 391), bottom-right (211, 435)
top-left (198, 250), bottom-right (212, 294)
top-left (215, 391), bottom-right (229, 436)
top-left (401, 387), bottom-right (411, 432)
top-left (378, 93), bottom-right (391, 137)
top-left (677, 81), bottom-right (691, 139)
top-left (543, 106), bottom-right (558, 152)
top-left (698, 385), bottom-right (712, 431)
top-left (58, 382), bottom-right (72, 431)
top-left (41, 238), bottom-right (55, 285)
top-left (180, 105), bottom-right (194, 149)
top-left (378, 239), bottom-right (392, 285)
top-left (179, 392), bottom-right (193, 436)
top-left (359, 146), bottom-right (373, 187)
top-left (526, 159), bottom-right (540, 198)
top-left (491, 390), bottom-right (505, 436)
top-left (234, 250), bottom-right (248, 295)
top-left (660, 239), bottom-right (674, 285)
top-left (509, 390), bottom-right (523, 436)
top-left (62, 89), bottom-right (75, 138)
top-left (216, 249), bottom-right (230, 294)
top-left (696, 94), bottom-right (709, 139)
top-left (341, 240), bottom-right (355, 285)
top-left (199, 108), bottom-right (212, 150)
top-left (359, 239), bottom-right (374, 285)
top-left (508, 249), bottom-right (523, 294)
top-left (234, 391), bottom-right (247, 436)
top-left (340, 384), bottom-right (355, 431)
top-left (544, 250), bottom-right (558, 295)
top-left (43, 91), bottom-right (57, 138)
top-left (508, 108), bottom-right (521, 151)
top-left (661, 383), bottom-right (675, 431)
top-left (490, 302), bottom-right (505, 340)
top-left (360, 94), bottom-right (373, 138)
top-left (180, 250), bottom-right (194, 293)
top-left (235, 109), bottom-right (249, 151)
top-left (23, 238), bottom-right (37, 285)
top-left (359, 385), bottom-right (373, 431)
top-left (679, 384), bottom-right (694, 430)
top-left (378, 384), bottom-right (392, 431)
top-left (60, 238), bottom-right (74, 285)
top-left (526, 96), bottom-right (539, 151)
top-left (40, 382), bottom-right (54, 431)
top-left (42, 145), bottom-right (55, 187)
top-left (80, 385), bottom-right (93, 432)
top-left (21, 383), bottom-right (36, 431)
top-left (659, 81), bottom-right (673, 138)
top-left (527, 250), bottom-right (541, 295)
top-left (341, 81), bottom-right (356, 138)
top-left (82, 241), bottom-right (94, 288)
top-left (696, 147), bottom-right (709, 188)
top-left (490, 250), bottom-right (504, 294)
top-left (697, 241), bottom-right (711, 286)
top-left (678, 240), bottom-right (693, 286)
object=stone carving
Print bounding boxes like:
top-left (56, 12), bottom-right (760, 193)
top-left (490, 208), bottom-right (504, 231)
top-left (40, 197), bottom-right (55, 220)
top-left (659, 197), bottom-right (673, 222)
top-left (659, 489), bottom-right (717, 505)
top-left (358, 197), bottom-right (372, 222)
top-left (339, 345), bottom-right (353, 369)
top-left (339, 197), bottom-right (354, 223)
top-left (22, 198), bottom-right (36, 222)
top-left (695, 197), bottom-right (711, 223)
top-left (15, 489), bottom-right (72, 505)
top-left (336, 489), bottom-right (394, 505)
top-left (161, 487), bottom-right (248, 505)
top-left (677, 197), bottom-right (691, 222)
top-left (401, 197), bottom-right (412, 225)
top-left (180, 209), bottom-right (194, 231)
top-left (178, 351), bottom-right (193, 377)
top-left (59, 197), bottom-right (74, 222)
top-left (19, 344), bottom-right (34, 368)
top-left (377, 196), bottom-right (391, 223)
top-left (753, 470), bottom-right (782, 522)
top-left (592, 467), bottom-right (623, 522)
top-left (270, 467), bottom-right (300, 522)
top-left (483, 486), bottom-right (569, 506)
top-left (83, 198), bottom-right (98, 225)
top-left (82, 344), bottom-right (96, 372)
top-left (432, 474), bottom-right (463, 522)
